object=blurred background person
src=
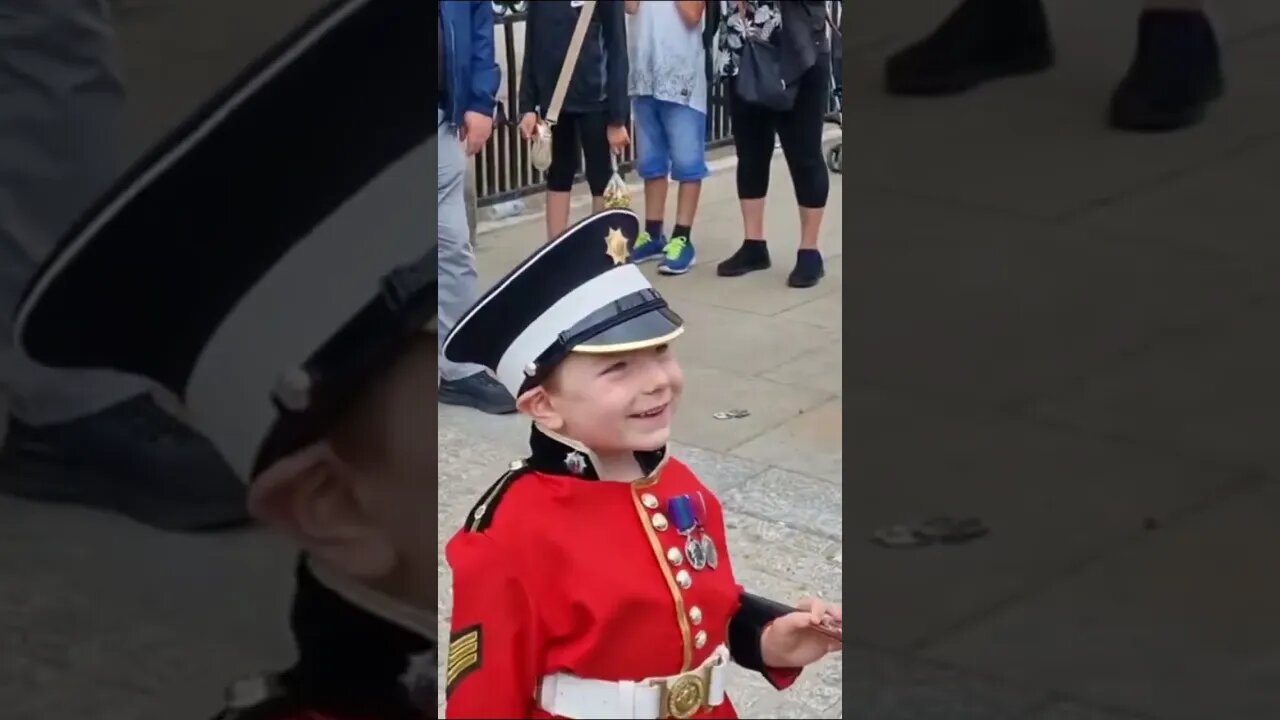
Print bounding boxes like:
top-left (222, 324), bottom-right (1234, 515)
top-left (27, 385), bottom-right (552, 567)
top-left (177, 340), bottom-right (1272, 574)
top-left (517, 0), bottom-right (631, 241)
top-left (0, 0), bottom-right (245, 532)
top-left (623, 0), bottom-right (708, 277)
top-left (712, 0), bottom-right (833, 289)
top-left (438, 0), bottom-right (515, 415)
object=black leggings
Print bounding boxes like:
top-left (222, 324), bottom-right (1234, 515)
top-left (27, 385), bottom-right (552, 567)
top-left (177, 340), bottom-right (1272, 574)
top-left (546, 110), bottom-right (613, 196)
top-left (730, 55), bottom-right (831, 209)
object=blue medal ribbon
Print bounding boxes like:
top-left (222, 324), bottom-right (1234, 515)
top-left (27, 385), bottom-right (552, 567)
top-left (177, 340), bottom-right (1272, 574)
top-left (668, 495), bottom-right (698, 535)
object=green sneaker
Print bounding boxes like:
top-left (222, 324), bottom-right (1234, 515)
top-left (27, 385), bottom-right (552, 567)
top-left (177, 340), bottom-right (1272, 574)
top-left (657, 236), bottom-right (696, 275)
top-left (630, 231), bottom-right (666, 263)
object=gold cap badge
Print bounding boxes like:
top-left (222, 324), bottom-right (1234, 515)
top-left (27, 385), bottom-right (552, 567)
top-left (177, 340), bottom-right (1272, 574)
top-left (605, 228), bottom-right (630, 266)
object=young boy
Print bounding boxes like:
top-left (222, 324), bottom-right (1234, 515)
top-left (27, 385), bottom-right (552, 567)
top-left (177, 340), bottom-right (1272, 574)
top-left (624, 0), bottom-right (710, 275)
top-left (12, 1), bottom-right (439, 717)
top-left (441, 208), bottom-right (842, 719)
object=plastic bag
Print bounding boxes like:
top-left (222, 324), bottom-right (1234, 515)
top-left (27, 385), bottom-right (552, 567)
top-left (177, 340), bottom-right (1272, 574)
top-left (603, 154), bottom-right (631, 209)
top-left (530, 120), bottom-right (553, 173)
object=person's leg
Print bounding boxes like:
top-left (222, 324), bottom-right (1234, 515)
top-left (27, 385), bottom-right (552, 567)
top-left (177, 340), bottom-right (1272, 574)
top-left (437, 109), bottom-right (516, 414)
top-left (1109, 0), bottom-right (1222, 131)
top-left (544, 113), bottom-right (580, 241)
top-left (883, 0), bottom-right (1054, 96)
top-left (657, 100), bottom-right (708, 276)
top-left (630, 96), bottom-right (671, 263)
top-left (716, 91), bottom-right (776, 278)
top-left (576, 110), bottom-right (613, 212)
top-left (0, 0), bottom-right (246, 532)
top-left (775, 59), bottom-right (832, 288)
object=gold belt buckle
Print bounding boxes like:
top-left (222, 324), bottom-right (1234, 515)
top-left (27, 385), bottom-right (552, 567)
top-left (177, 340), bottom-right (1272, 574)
top-left (652, 662), bottom-right (715, 720)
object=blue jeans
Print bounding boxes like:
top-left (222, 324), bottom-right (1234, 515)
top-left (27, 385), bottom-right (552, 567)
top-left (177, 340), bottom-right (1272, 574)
top-left (632, 96), bottom-right (709, 183)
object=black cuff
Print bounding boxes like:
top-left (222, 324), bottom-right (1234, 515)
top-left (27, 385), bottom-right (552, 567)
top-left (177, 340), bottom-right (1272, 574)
top-left (728, 592), bottom-right (792, 672)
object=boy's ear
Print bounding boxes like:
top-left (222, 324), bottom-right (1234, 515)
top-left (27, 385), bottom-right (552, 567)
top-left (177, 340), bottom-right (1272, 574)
top-left (516, 385), bottom-right (565, 431)
top-left (249, 443), bottom-right (396, 579)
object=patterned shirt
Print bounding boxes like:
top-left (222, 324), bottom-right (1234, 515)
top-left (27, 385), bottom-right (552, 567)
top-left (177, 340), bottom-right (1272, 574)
top-left (627, 1), bottom-right (709, 114)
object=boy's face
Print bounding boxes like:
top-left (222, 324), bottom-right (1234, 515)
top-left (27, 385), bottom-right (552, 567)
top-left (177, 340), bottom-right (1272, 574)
top-left (526, 343), bottom-right (684, 454)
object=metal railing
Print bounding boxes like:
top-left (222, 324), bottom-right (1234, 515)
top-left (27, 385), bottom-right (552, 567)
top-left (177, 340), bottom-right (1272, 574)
top-left (474, 1), bottom-right (841, 208)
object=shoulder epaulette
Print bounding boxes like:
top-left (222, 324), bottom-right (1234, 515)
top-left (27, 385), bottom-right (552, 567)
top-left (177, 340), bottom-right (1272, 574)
top-left (464, 459), bottom-right (532, 533)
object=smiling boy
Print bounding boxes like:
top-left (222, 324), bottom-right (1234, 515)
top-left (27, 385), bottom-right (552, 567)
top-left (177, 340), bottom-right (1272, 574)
top-left (441, 208), bottom-right (841, 719)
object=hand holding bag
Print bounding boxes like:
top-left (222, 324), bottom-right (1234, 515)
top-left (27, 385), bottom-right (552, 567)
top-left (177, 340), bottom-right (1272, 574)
top-left (530, 0), bottom-right (598, 172)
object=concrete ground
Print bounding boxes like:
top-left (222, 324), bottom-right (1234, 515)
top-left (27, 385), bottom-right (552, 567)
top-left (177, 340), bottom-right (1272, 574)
top-left (842, 1), bottom-right (1280, 719)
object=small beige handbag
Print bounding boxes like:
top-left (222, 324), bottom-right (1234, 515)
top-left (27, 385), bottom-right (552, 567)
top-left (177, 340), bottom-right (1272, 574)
top-left (530, 0), bottom-right (598, 173)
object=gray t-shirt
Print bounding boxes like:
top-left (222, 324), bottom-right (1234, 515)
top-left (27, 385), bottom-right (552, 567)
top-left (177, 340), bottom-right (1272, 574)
top-left (627, 1), bottom-right (708, 115)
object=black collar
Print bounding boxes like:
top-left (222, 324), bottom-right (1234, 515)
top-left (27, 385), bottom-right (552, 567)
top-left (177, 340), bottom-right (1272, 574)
top-left (275, 558), bottom-right (435, 718)
top-left (525, 424), bottom-right (668, 480)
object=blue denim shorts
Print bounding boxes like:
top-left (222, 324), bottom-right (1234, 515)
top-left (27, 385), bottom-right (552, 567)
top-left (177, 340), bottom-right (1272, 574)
top-left (632, 96), bottom-right (709, 182)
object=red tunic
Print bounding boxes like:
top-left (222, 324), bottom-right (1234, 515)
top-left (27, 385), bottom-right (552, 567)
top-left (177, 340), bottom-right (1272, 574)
top-left (444, 452), bottom-right (799, 719)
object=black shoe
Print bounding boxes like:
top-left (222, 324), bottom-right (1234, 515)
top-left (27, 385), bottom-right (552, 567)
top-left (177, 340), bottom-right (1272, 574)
top-left (1108, 11), bottom-right (1224, 132)
top-left (0, 394), bottom-right (249, 532)
top-left (787, 249), bottom-right (826, 288)
top-left (439, 372), bottom-right (517, 415)
top-left (884, 0), bottom-right (1055, 96)
top-left (716, 240), bottom-right (772, 277)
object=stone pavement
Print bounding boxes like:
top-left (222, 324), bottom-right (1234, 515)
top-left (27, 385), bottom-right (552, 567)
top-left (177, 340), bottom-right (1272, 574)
top-left (437, 154), bottom-right (846, 717)
top-left (843, 1), bottom-right (1280, 719)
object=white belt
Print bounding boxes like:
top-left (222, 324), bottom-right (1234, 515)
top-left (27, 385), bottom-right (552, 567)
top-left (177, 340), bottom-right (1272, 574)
top-left (538, 644), bottom-right (730, 719)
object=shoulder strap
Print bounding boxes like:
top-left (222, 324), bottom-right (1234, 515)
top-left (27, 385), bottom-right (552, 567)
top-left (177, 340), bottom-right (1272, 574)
top-left (465, 460), bottom-right (531, 533)
top-left (545, 0), bottom-right (599, 125)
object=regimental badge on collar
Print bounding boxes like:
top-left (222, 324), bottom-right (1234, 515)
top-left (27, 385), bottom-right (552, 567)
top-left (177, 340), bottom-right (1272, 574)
top-left (605, 227), bottom-right (630, 265)
top-left (564, 451), bottom-right (588, 475)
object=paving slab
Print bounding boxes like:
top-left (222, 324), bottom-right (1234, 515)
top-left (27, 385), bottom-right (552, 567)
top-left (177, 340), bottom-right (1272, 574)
top-left (774, 289), bottom-right (843, 331)
top-left (840, 646), bottom-right (1044, 720)
top-left (670, 298), bottom-right (841, 377)
top-left (1068, 135), bottom-right (1280, 268)
top-left (674, 365), bottom-right (835, 454)
top-left (760, 341), bottom-right (843, 397)
top-left (847, 189), bottom-right (1266, 407)
top-left (844, 384), bottom-right (1236, 650)
top-left (1034, 297), bottom-right (1280, 474)
top-left (1021, 701), bottom-right (1151, 720)
top-left (722, 466), bottom-right (843, 541)
top-left (0, 496), bottom-right (294, 718)
top-left (731, 399), bottom-right (844, 484)
top-left (922, 483), bottom-right (1280, 720)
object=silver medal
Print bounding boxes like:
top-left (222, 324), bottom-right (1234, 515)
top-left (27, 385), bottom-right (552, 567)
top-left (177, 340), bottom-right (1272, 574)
top-left (685, 535), bottom-right (707, 570)
top-left (702, 534), bottom-right (719, 570)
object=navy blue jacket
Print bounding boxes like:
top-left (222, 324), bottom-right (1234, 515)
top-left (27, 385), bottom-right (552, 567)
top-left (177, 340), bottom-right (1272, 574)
top-left (518, 0), bottom-right (629, 126)
top-left (439, 1), bottom-right (501, 126)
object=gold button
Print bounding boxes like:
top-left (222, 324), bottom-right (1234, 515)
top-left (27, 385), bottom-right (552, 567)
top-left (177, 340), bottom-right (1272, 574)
top-left (666, 547), bottom-right (683, 566)
top-left (651, 513), bottom-right (669, 531)
top-left (689, 606), bottom-right (703, 624)
top-left (694, 630), bottom-right (708, 649)
top-left (676, 569), bottom-right (692, 589)
top-left (641, 493), bottom-right (660, 509)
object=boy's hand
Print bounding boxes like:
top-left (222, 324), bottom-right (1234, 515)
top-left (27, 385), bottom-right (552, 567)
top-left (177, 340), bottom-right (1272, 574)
top-left (519, 113), bottom-right (541, 141)
top-left (760, 597), bottom-right (843, 668)
top-left (607, 124), bottom-right (630, 153)
top-left (461, 111), bottom-right (494, 156)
